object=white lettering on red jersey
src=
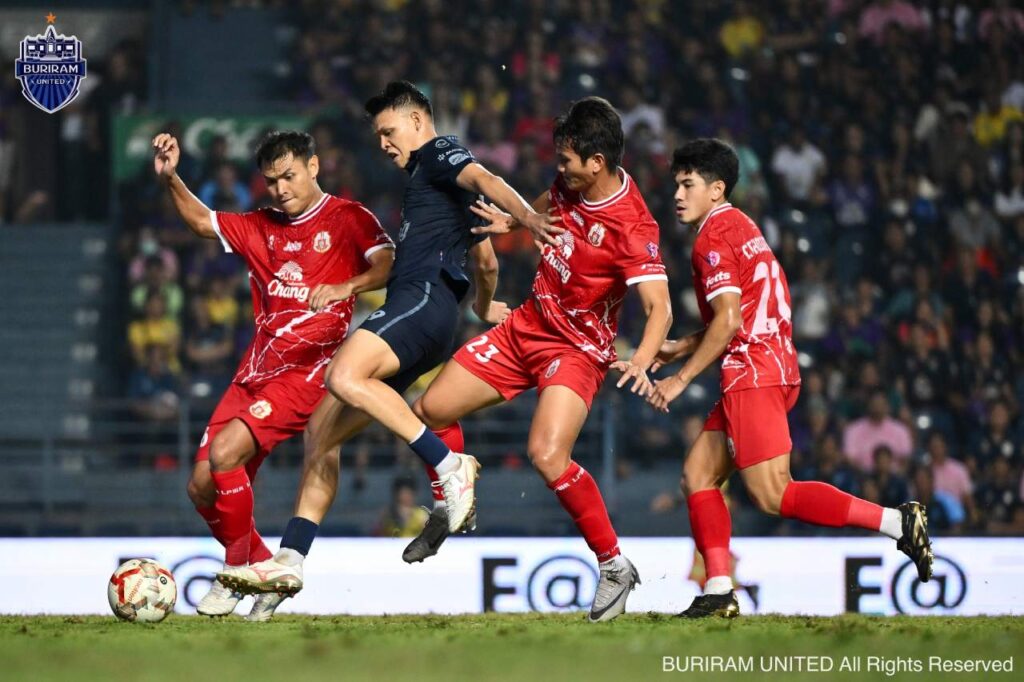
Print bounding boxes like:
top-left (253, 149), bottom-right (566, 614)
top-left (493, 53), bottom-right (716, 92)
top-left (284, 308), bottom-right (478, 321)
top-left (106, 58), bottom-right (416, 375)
top-left (530, 169), bottom-right (667, 365)
top-left (210, 194), bottom-right (394, 385)
top-left (691, 203), bottom-right (801, 393)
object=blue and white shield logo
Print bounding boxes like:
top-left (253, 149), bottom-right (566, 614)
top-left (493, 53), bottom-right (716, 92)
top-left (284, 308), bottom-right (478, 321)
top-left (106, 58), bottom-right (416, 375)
top-left (14, 25), bottom-right (88, 114)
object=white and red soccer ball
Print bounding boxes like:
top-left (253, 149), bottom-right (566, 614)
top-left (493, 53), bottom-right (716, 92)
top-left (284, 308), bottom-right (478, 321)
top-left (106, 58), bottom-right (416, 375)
top-left (107, 558), bottom-right (177, 623)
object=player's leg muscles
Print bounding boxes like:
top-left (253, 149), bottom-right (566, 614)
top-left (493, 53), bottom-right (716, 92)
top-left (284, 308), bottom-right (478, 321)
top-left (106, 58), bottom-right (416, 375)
top-left (527, 385), bottom-right (590, 484)
top-left (737, 455), bottom-right (792, 515)
top-left (207, 418), bottom-right (258, 472)
top-left (681, 430), bottom-right (734, 496)
top-left (323, 329), bottom-right (425, 440)
top-left (412, 360), bottom-right (505, 429)
top-left (187, 460), bottom-right (215, 508)
top-left (294, 397), bottom-right (373, 523)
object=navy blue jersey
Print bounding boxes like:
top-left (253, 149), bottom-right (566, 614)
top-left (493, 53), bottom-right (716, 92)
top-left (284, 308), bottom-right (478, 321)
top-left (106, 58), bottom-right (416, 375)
top-left (389, 135), bottom-right (484, 299)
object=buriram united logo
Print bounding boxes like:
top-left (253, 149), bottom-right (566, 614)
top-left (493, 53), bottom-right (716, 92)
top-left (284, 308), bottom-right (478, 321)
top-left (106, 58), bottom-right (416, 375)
top-left (268, 261), bottom-right (310, 302)
top-left (14, 14), bottom-right (88, 114)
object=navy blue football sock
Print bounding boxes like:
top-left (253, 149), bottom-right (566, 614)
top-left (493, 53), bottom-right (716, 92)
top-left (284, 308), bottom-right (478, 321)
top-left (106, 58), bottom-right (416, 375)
top-left (408, 426), bottom-right (452, 467)
top-left (280, 517), bottom-right (319, 556)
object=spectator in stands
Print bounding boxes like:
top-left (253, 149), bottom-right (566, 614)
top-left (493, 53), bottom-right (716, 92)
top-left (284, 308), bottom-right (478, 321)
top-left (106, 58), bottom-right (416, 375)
top-left (184, 297), bottom-right (234, 397)
top-left (868, 446), bottom-right (911, 508)
top-left (374, 477), bottom-right (429, 538)
top-left (127, 344), bottom-right (181, 422)
top-left (771, 125), bottom-right (827, 205)
top-left (128, 290), bottom-right (180, 371)
top-left (842, 390), bottom-right (914, 473)
top-left (130, 255), bottom-right (184, 320)
top-left (198, 162), bottom-right (251, 212)
top-left (911, 466), bottom-right (957, 533)
top-left (974, 458), bottom-right (1024, 535)
top-left (927, 432), bottom-right (975, 523)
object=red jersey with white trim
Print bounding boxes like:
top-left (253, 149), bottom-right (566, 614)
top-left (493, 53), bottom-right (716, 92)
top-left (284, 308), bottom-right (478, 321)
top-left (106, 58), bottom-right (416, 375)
top-left (211, 194), bottom-right (394, 385)
top-left (530, 169), bottom-right (667, 366)
top-left (691, 203), bottom-right (801, 393)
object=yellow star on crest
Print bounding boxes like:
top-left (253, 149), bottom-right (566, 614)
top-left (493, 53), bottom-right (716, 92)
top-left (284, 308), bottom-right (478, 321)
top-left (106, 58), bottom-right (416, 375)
top-left (45, 12), bottom-right (57, 24)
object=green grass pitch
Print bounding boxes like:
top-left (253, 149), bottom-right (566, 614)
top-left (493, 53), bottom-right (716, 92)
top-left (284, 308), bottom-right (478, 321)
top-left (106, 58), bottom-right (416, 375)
top-left (1, 613), bottom-right (1020, 682)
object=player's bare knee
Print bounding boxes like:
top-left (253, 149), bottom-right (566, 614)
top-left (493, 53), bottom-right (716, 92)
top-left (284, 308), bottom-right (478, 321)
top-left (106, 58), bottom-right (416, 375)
top-left (682, 461), bottom-right (716, 497)
top-left (750, 486), bottom-right (783, 516)
top-left (187, 474), bottom-right (215, 508)
top-left (208, 431), bottom-right (244, 472)
top-left (412, 397), bottom-right (447, 430)
top-left (528, 443), bottom-right (569, 480)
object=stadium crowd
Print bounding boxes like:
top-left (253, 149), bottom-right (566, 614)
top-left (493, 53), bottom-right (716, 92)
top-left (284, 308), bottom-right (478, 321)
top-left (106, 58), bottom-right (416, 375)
top-left (7, 0), bottom-right (1023, 536)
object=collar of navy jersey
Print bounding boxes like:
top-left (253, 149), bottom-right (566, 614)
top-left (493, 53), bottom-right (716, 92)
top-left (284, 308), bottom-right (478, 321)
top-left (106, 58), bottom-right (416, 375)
top-left (696, 202), bottom-right (734, 234)
top-left (405, 135), bottom-right (461, 175)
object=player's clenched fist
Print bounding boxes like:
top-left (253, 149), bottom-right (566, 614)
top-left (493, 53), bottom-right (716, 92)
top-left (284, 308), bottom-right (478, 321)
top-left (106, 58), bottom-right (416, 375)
top-left (473, 299), bottom-right (511, 325)
top-left (308, 282), bottom-right (354, 312)
top-left (152, 133), bottom-right (180, 178)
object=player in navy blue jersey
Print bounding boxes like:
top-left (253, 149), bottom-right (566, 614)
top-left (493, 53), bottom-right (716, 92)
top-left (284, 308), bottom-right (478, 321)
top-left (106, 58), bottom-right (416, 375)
top-left (217, 81), bottom-right (562, 603)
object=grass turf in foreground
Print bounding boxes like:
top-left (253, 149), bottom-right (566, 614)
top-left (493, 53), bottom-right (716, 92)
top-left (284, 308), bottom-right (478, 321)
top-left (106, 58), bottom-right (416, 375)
top-left (0, 613), bottom-right (1020, 682)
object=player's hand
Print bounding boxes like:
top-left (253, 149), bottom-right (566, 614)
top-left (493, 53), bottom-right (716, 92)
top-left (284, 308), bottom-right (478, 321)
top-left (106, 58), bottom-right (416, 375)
top-left (474, 299), bottom-right (511, 325)
top-left (611, 360), bottom-right (653, 397)
top-left (520, 209), bottom-right (564, 247)
top-left (651, 339), bottom-right (685, 373)
top-left (152, 133), bottom-right (180, 179)
top-left (647, 374), bottom-right (688, 413)
top-left (308, 282), bottom-right (354, 311)
top-left (470, 200), bottom-right (516, 235)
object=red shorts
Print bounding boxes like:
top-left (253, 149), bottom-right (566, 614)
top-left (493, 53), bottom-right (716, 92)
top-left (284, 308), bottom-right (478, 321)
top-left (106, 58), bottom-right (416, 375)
top-left (703, 385), bottom-right (801, 469)
top-left (453, 306), bottom-right (606, 410)
top-left (194, 371), bottom-right (326, 480)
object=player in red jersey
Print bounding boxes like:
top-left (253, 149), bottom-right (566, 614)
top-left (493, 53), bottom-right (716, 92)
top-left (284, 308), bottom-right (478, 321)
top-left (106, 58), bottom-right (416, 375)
top-left (153, 130), bottom-right (395, 619)
top-left (647, 139), bottom-right (933, 618)
top-left (412, 98), bottom-right (673, 622)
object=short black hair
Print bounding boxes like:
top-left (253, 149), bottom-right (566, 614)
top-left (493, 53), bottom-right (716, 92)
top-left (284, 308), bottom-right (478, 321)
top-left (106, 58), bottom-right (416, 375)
top-left (553, 96), bottom-right (624, 170)
top-left (255, 130), bottom-right (315, 168)
top-left (365, 80), bottom-right (433, 118)
top-left (671, 138), bottom-right (740, 198)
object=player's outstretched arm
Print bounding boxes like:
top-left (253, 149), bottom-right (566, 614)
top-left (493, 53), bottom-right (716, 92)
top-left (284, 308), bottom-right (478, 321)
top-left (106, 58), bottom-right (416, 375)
top-left (612, 278), bottom-right (672, 396)
top-left (651, 329), bottom-right (707, 372)
top-left (152, 133), bottom-right (216, 240)
top-left (308, 247), bottom-right (395, 312)
top-left (457, 163), bottom-right (563, 245)
top-left (468, 237), bottom-right (509, 325)
top-left (648, 292), bottom-right (741, 412)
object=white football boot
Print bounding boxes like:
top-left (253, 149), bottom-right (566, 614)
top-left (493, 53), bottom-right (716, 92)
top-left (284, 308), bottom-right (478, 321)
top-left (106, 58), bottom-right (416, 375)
top-left (245, 592), bottom-right (288, 622)
top-left (196, 577), bottom-right (242, 616)
top-left (434, 453), bottom-right (481, 532)
top-left (217, 558), bottom-right (303, 595)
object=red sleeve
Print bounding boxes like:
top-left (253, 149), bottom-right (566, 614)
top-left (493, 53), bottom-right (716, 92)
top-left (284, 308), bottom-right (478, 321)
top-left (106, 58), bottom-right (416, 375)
top-left (692, 230), bottom-right (741, 302)
top-left (347, 203), bottom-right (395, 262)
top-left (210, 210), bottom-right (265, 262)
top-left (621, 220), bottom-right (668, 286)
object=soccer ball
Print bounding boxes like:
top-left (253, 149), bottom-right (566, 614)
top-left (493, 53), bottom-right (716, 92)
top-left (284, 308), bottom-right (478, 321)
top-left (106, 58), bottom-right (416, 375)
top-left (107, 558), bottom-right (177, 623)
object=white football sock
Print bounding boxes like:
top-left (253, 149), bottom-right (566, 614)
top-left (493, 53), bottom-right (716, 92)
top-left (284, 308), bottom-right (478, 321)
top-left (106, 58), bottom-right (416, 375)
top-left (704, 576), bottom-right (734, 595)
top-left (879, 508), bottom-right (902, 540)
top-left (599, 554), bottom-right (630, 570)
top-left (432, 498), bottom-right (446, 511)
top-left (434, 451), bottom-right (460, 476)
top-left (274, 548), bottom-right (304, 567)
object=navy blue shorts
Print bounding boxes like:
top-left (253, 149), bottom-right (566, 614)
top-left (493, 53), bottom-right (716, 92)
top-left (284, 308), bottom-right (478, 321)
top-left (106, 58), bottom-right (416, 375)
top-left (358, 279), bottom-right (459, 393)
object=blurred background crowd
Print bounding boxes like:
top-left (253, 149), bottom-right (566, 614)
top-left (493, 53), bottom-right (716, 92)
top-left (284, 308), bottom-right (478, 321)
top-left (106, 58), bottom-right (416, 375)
top-left (2, 0), bottom-right (1023, 537)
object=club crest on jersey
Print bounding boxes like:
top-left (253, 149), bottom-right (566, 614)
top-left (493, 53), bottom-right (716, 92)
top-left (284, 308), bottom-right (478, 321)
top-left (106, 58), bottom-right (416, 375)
top-left (249, 400), bottom-right (272, 420)
top-left (545, 358), bottom-right (561, 378)
top-left (587, 223), bottom-right (606, 247)
top-left (647, 242), bottom-right (659, 259)
top-left (268, 235), bottom-right (276, 250)
top-left (570, 210), bottom-right (585, 227)
top-left (14, 22), bottom-right (88, 114)
top-left (313, 231), bottom-right (331, 253)
top-left (706, 250), bottom-right (720, 267)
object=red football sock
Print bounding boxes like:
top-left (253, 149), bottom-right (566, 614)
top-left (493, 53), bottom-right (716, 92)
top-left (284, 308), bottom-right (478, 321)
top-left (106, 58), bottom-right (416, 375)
top-left (780, 480), bottom-right (883, 530)
top-left (210, 467), bottom-right (255, 566)
top-left (548, 462), bottom-right (620, 562)
top-left (687, 489), bottom-right (732, 579)
top-left (426, 423), bottom-right (464, 501)
top-left (195, 505), bottom-right (271, 564)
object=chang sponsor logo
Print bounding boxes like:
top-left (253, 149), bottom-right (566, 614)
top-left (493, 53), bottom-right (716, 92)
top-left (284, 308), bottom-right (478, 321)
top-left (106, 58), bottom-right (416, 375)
top-left (269, 261), bottom-right (310, 301)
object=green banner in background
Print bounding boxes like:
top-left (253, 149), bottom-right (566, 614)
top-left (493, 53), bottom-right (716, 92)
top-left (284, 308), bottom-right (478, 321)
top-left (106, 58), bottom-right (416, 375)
top-left (113, 114), bottom-right (310, 183)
